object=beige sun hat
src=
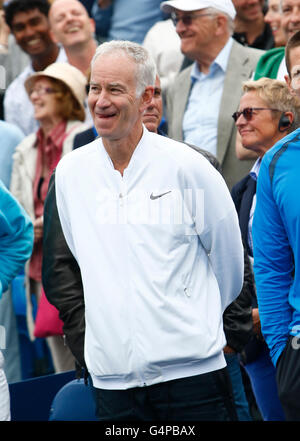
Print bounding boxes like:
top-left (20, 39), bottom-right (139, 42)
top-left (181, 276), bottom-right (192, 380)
top-left (25, 62), bottom-right (87, 113)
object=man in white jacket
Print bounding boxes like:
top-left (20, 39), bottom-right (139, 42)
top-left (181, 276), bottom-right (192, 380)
top-left (43, 40), bottom-right (244, 421)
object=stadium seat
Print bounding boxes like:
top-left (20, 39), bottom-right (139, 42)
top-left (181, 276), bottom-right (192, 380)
top-left (49, 378), bottom-right (98, 421)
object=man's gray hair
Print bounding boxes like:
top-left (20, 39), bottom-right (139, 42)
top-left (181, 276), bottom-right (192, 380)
top-left (91, 40), bottom-right (157, 97)
top-left (205, 7), bottom-right (235, 35)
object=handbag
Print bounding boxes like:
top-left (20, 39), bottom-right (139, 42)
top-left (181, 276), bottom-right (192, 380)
top-left (34, 286), bottom-right (63, 338)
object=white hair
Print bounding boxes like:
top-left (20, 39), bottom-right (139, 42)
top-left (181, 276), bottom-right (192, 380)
top-left (91, 40), bottom-right (157, 97)
top-left (205, 7), bottom-right (235, 35)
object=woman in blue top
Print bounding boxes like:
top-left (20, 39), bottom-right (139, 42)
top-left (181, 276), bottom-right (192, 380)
top-left (232, 77), bottom-right (300, 421)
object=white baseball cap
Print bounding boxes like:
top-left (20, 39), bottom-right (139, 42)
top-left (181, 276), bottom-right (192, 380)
top-left (160, 0), bottom-right (236, 20)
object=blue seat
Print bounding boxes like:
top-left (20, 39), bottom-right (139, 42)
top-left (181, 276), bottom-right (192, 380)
top-left (9, 370), bottom-right (76, 421)
top-left (49, 378), bottom-right (98, 421)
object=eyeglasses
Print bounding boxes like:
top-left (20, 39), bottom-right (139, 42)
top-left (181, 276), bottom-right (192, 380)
top-left (232, 107), bottom-right (281, 122)
top-left (171, 12), bottom-right (212, 26)
top-left (29, 86), bottom-right (56, 97)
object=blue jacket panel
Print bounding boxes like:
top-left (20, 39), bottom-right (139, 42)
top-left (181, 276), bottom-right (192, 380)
top-left (253, 128), bottom-right (300, 366)
top-left (0, 180), bottom-right (33, 296)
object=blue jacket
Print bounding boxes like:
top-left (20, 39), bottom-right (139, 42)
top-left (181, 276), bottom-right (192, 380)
top-left (0, 180), bottom-right (33, 297)
top-left (253, 128), bottom-right (300, 367)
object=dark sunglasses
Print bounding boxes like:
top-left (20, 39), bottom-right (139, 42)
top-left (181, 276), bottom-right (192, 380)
top-left (232, 107), bottom-right (281, 122)
top-left (171, 12), bottom-right (212, 26)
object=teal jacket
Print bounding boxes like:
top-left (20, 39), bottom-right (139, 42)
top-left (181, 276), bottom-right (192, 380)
top-left (0, 180), bottom-right (33, 296)
top-left (254, 46), bottom-right (285, 80)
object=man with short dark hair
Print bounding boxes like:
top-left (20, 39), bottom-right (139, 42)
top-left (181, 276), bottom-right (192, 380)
top-left (3, 0), bottom-right (67, 135)
top-left (232, 0), bottom-right (274, 49)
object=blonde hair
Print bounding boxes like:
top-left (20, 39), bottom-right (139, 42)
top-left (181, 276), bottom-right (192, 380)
top-left (242, 77), bottom-right (300, 132)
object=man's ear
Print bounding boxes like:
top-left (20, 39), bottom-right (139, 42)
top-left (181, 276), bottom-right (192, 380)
top-left (140, 86), bottom-right (154, 111)
top-left (285, 74), bottom-right (292, 89)
top-left (285, 73), bottom-right (298, 96)
top-left (90, 18), bottom-right (96, 34)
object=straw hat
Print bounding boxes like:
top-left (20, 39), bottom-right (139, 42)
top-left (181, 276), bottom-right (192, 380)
top-left (25, 62), bottom-right (87, 113)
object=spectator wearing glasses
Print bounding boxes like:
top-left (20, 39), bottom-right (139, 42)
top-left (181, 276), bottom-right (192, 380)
top-left (9, 62), bottom-right (88, 374)
top-left (231, 77), bottom-right (300, 420)
top-left (162, 0), bottom-right (263, 190)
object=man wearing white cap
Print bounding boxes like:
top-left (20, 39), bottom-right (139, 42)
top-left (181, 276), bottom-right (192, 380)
top-left (161, 0), bottom-right (264, 190)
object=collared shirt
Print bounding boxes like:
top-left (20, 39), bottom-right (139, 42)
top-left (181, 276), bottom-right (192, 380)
top-left (4, 46), bottom-right (67, 136)
top-left (29, 120), bottom-right (67, 282)
top-left (248, 157), bottom-right (262, 255)
top-left (182, 38), bottom-right (233, 156)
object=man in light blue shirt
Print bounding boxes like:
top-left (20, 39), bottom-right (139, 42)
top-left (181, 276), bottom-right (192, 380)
top-left (183, 37), bottom-right (233, 155)
top-left (162, 0), bottom-right (263, 190)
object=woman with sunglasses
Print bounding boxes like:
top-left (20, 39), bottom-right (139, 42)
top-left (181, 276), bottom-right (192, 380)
top-left (10, 62), bottom-right (88, 374)
top-left (231, 77), bottom-right (300, 421)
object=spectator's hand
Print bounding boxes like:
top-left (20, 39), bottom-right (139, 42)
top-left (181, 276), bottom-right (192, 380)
top-left (223, 345), bottom-right (235, 354)
top-left (97, 0), bottom-right (112, 8)
top-left (33, 216), bottom-right (43, 242)
top-left (252, 308), bottom-right (262, 336)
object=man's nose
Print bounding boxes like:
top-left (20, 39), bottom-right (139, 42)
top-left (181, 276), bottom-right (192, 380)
top-left (94, 90), bottom-right (111, 107)
top-left (23, 25), bottom-right (36, 38)
top-left (290, 8), bottom-right (300, 23)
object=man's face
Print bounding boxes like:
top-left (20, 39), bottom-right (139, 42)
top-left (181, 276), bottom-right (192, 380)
top-left (49, 0), bottom-right (95, 48)
top-left (281, 0), bottom-right (300, 40)
top-left (232, 0), bottom-right (264, 22)
top-left (142, 76), bottom-right (163, 133)
top-left (88, 53), bottom-right (153, 143)
top-left (174, 8), bottom-right (218, 60)
top-left (285, 45), bottom-right (300, 97)
top-left (10, 8), bottom-right (53, 56)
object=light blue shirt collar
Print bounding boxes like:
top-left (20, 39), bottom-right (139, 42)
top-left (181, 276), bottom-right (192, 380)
top-left (249, 157), bottom-right (262, 181)
top-left (190, 37), bottom-right (234, 81)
